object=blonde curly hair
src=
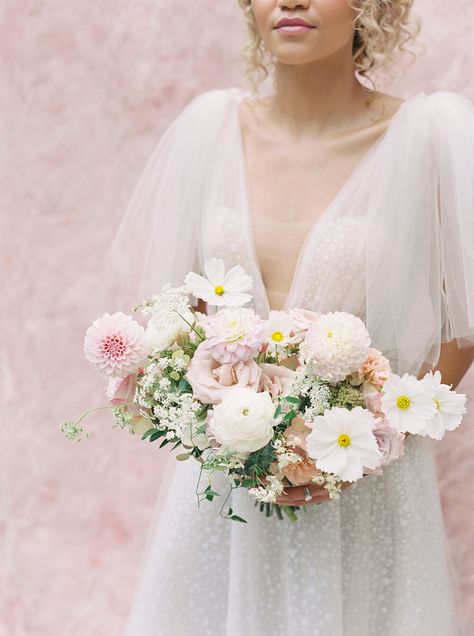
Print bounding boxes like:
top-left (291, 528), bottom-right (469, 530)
top-left (237, 0), bottom-right (423, 94)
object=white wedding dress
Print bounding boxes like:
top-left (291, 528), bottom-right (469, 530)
top-left (112, 86), bottom-right (474, 635)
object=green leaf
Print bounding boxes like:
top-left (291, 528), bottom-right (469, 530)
top-left (170, 439), bottom-right (181, 451)
top-left (149, 430), bottom-right (167, 442)
top-left (274, 404), bottom-right (282, 418)
top-left (240, 479), bottom-right (256, 488)
top-left (159, 438), bottom-right (170, 448)
top-left (176, 453), bottom-right (190, 461)
top-left (284, 396), bottom-right (300, 404)
top-left (195, 421), bottom-right (208, 435)
top-left (141, 428), bottom-right (157, 440)
top-left (204, 488), bottom-right (220, 498)
top-left (230, 515), bottom-right (247, 523)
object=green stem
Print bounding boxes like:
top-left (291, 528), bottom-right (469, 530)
top-left (173, 309), bottom-right (205, 342)
top-left (70, 402), bottom-right (136, 428)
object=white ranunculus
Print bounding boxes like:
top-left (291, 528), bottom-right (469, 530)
top-left (208, 387), bottom-right (275, 453)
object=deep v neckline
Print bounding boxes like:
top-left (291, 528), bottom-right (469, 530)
top-left (232, 87), bottom-right (420, 314)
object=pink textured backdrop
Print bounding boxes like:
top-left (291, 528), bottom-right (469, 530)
top-left (2, 1), bottom-right (473, 634)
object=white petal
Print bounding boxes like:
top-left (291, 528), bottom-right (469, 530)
top-left (203, 257), bottom-right (226, 285)
top-left (315, 445), bottom-right (348, 477)
top-left (223, 265), bottom-right (253, 291)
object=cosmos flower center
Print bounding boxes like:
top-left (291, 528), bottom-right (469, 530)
top-left (326, 330), bottom-right (334, 339)
top-left (214, 285), bottom-right (225, 296)
top-left (242, 408), bottom-right (250, 416)
top-left (338, 433), bottom-right (351, 447)
top-left (271, 331), bottom-right (284, 342)
top-left (396, 395), bottom-right (411, 410)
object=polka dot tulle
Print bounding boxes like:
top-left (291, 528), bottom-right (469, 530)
top-left (124, 213), bottom-right (463, 635)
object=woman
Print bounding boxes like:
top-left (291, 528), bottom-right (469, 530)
top-left (114, 1), bottom-right (474, 634)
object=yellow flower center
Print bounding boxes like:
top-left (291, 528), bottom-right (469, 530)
top-left (434, 398), bottom-right (440, 410)
top-left (326, 330), bottom-right (333, 339)
top-left (214, 285), bottom-right (225, 296)
top-left (242, 408), bottom-right (249, 416)
top-left (272, 331), bottom-right (284, 342)
top-left (338, 433), bottom-right (351, 447)
top-left (396, 395), bottom-right (411, 410)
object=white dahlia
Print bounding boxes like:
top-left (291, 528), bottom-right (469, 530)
top-left (422, 370), bottom-right (467, 440)
top-left (305, 406), bottom-right (383, 482)
top-left (380, 372), bottom-right (437, 434)
top-left (84, 311), bottom-right (147, 378)
top-left (184, 257), bottom-right (253, 307)
top-left (300, 311), bottom-right (371, 382)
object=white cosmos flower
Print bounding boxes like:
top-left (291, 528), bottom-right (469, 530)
top-left (184, 257), bottom-right (253, 307)
top-left (305, 406), bottom-right (383, 482)
top-left (421, 370), bottom-right (467, 440)
top-left (263, 310), bottom-right (297, 351)
top-left (380, 372), bottom-right (437, 434)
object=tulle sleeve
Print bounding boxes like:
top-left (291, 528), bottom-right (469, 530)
top-left (108, 89), bottom-right (228, 304)
top-left (365, 90), bottom-right (474, 375)
top-left (431, 91), bottom-right (474, 349)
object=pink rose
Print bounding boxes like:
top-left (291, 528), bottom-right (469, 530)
top-left (288, 307), bottom-right (321, 336)
top-left (364, 417), bottom-right (405, 475)
top-left (106, 373), bottom-right (137, 406)
top-left (258, 363), bottom-right (296, 398)
top-left (186, 342), bottom-right (262, 404)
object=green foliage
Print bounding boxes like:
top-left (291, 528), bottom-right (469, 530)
top-left (244, 442), bottom-right (276, 479)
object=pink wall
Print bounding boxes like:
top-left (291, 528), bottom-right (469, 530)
top-left (2, 1), bottom-right (473, 634)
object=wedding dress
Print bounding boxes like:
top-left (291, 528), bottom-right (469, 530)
top-left (112, 86), bottom-right (474, 635)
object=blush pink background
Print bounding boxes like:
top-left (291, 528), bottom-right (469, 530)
top-left (2, 1), bottom-right (473, 634)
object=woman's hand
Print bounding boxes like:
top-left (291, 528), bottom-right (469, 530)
top-left (274, 479), bottom-right (354, 506)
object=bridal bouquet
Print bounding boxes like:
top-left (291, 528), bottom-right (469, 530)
top-left (61, 258), bottom-right (467, 522)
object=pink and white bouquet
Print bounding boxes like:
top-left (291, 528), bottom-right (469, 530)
top-left (61, 258), bottom-right (467, 522)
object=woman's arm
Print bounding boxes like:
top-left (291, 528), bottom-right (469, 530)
top-left (417, 340), bottom-right (474, 389)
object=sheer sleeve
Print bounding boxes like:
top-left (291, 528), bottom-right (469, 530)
top-left (108, 89), bottom-right (226, 304)
top-left (365, 90), bottom-right (474, 376)
top-left (431, 91), bottom-right (474, 349)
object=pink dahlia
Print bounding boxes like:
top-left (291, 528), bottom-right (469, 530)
top-left (84, 311), bottom-right (147, 378)
top-left (199, 307), bottom-right (264, 364)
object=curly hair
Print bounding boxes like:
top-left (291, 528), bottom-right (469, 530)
top-left (237, 0), bottom-right (423, 95)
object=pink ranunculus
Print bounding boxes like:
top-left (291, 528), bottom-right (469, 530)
top-left (288, 307), bottom-right (321, 336)
top-left (199, 307), bottom-right (264, 364)
top-left (258, 362), bottom-right (296, 398)
top-left (185, 341), bottom-right (262, 404)
top-left (364, 416), bottom-right (405, 475)
top-left (106, 373), bottom-right (137, 406)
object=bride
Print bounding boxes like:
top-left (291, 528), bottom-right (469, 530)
top-left (114, 0), bottom-right (474, 634)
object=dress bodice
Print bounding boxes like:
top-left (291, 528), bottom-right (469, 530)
top-left (202, 203), bottom-right (367, 319)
